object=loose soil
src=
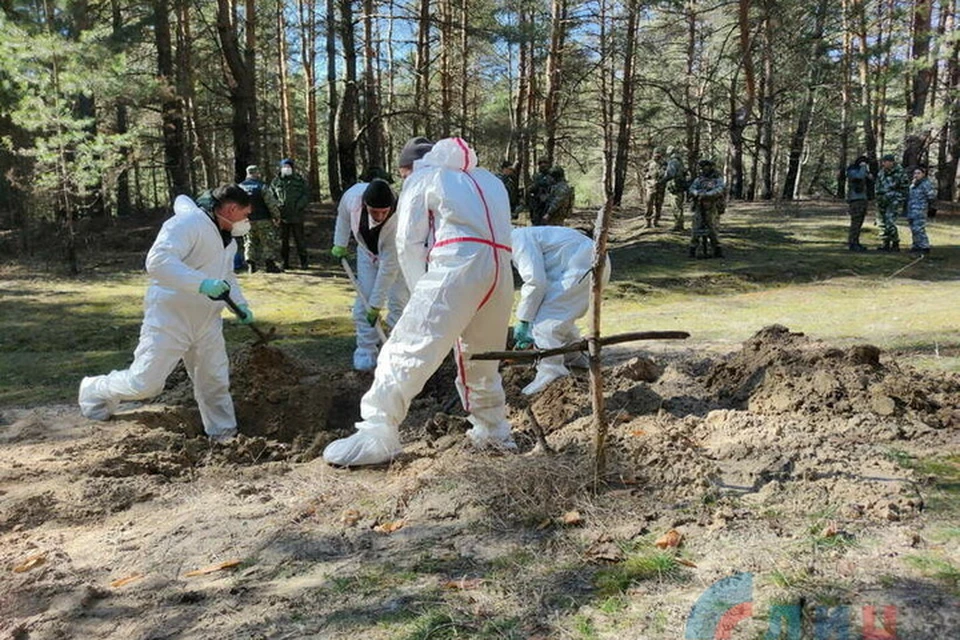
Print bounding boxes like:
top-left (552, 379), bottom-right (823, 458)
top-left (1, 326), bottom-right (958, 638)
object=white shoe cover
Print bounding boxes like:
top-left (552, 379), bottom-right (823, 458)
top-left (78, 376), bottom-right (117, 421)
top-left (522, 369), bottom-right (567, 396)
top-left (323, 423), bottom-right (402, 467)
top-left (353, 349), bottom-right (378, 372)
top-left (465, 417), bottom-right (517, 451)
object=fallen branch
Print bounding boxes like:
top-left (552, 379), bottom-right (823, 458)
top-left (470, 330), bottom-right (690, 361)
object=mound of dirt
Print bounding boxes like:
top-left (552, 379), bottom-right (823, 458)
top-left (705, 324), bottom-right (960, 428)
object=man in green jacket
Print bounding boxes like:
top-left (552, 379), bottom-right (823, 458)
top-left (271, 158), bottom-right (311, 269)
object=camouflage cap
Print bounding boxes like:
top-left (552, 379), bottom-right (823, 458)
top-left (245, 165), bottom-right (260, 177)
top-left (698, 158), bottom-right (715, 168)
top-left (881, 153), bottom-right (896, 162)
top-left (548, 166), bottom-right (565, 180)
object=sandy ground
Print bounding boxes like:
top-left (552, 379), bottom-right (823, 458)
top-left (2, 327), bottom-right (959, 639)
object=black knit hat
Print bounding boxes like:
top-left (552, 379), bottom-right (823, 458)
top-left (363, 179), bottom-right (395, 209)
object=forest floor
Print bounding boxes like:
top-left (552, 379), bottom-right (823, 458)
top-left (1, 200), bottom-right (959, 639)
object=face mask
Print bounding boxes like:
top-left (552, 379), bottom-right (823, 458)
top-left (229, 219), bottom-right (251, 237)
top-left (281, 166), bottom-right (293, 177)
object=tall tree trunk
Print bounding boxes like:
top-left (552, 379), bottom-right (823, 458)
top-left (414, 0), bottom-right (431, 136)
top-left (176, 0), bottom-right (211, 192)
top-left (337, 0), bottom-right (359, 187)
top-left (156, 0), bottom-right (190, 195)
top-left (729, 0), bottom-right (757, 200)
top-left (837, 0), bottom-right (853, 199)
top-left (598, 0), bottom-right (614, 199)
top-left (759, 0), bottom-right (774, 200)
top-left (459, 0), bottom-right (469, 135)
top-left (543, 0), bottom-right (567, 165)
top-left (781, 0), bottom-right (828, 200)
top-left (321, 0), bottom-right (340, 198)
top-left (685, 1), bottom-right (698, 168)
top-left (514, 9), bottom-right (530, 178)
top-left (612, 0), bottom-right (639, 205)
top-left (362, 0), bottom-right (384, 168)
top-left (277, 0), bottom-right (294, 160)
top-left (904, 0), bottom-right (934, 168)
top-left (854, 0), bottom-right (878, 160)
top-left (438, 0), bottom-right (453, 137)
top-left (215, 0), bottom-right (257, 182)
top-left (112, 0), bottom-right (132, 215)
top-left (938, 0), bottom-right (959, 200)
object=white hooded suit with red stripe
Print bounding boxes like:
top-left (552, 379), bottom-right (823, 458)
top-left (323, 138), bottom-right (515, 467)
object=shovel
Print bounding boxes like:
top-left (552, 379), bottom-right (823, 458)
top-left (213, 288), bottom-right (278, 347)
top-left (340, 257), bottom-right (389, 344)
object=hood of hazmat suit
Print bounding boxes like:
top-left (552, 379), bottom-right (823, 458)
top-left (323, 138), bottom-right (516, 466)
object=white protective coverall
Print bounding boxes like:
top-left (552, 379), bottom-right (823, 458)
top-left (333, 182), bottom-right (409, 371)
top-left (323, 137), bottom-right (515, 466)
top-left (511, 226), bottom-right (611, 395)
top-left (78, 195), bottom-right (246, 438)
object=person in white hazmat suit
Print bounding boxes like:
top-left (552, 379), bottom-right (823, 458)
top-left (78, 185), bottom-right (255, 442)
top-left (511, 226), bottom-right (611, 395)
top-left (323, 137), bottom-right (516, 467)
top-left (331, 178), bottom-right (409, 371)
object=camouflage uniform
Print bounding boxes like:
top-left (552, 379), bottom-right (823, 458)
top-left (844, 160), bottom-right (871, 251)
top-left (874, 159), bottom-right (908, 251)
top-left (271, 168), bottom-right (311, 268)
top-left (543, 167), bottom-right (574, 226)
top-left (644, 153), bottom-right (665, 227)
top-left (497, 167), bottom-right (520, 218)
top-left (661, 149), bottom-right (689, 231)
top-left (526, 165), bottom-right (554, 226)
top-left (688, 163), bottom-right (725, 258)
top-left (239, 175), bottom-right (282, 272)
top-left (906, 175), bottom-right (936, 252)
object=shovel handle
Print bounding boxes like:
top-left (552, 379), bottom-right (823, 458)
top-left (212, 288), bottom-right (270, 343)
top-left (341, 258), bottom-right (389, 344)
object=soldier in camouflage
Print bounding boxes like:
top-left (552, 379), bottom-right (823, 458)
top-left (644, 149), bottom-right (666, 228)
top-left (497, 160), bottom-right (520, 219)
top-left (906, 166), bottom-right (936, 254)
top-left (844, 155), bottom-right (871, 251)
top-left (239, 165), bottom-right (283, 272)
top-left (660, 146), bottom-right (689, 231)
top-left (874, 153), bottom-right (908, 252)
top-left (526, 159), bottom-right (554, 226)
top-left (271, 158), bottom-right (312, 269)
top-left (543, 166), bottom-right (574, 226)
top-left (687, 159), bottom-right (725, 259)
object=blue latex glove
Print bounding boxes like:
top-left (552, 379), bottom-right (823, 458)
top-left (331, 245), bottom-right (349, 259)
top-left (199, 279), bottom-right (230, 298)
top-left (513, 321), bottom-right (533, 349)
top-left (237, 304), bottom-right (255, 325)
top-left (365, 307), bottom-right (382, 326)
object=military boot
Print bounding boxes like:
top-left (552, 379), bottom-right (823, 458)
top-left (247, 261), bottom-right (258, 274)
top-left (265, 259), bottom-right (282, 273)
top-left (299, 254), bottom-right (309, 269)
top-left (891, 241), bottom-right (900, 252)
top-left (688, 246), bottom-right (696, 258)
top-left (878, 240), bottom-right (890, 252)
top-left (713, 246), bottom-right (723, 259)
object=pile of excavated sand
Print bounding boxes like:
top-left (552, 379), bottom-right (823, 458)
top-left (530, 326), bottom-right (959, 523)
